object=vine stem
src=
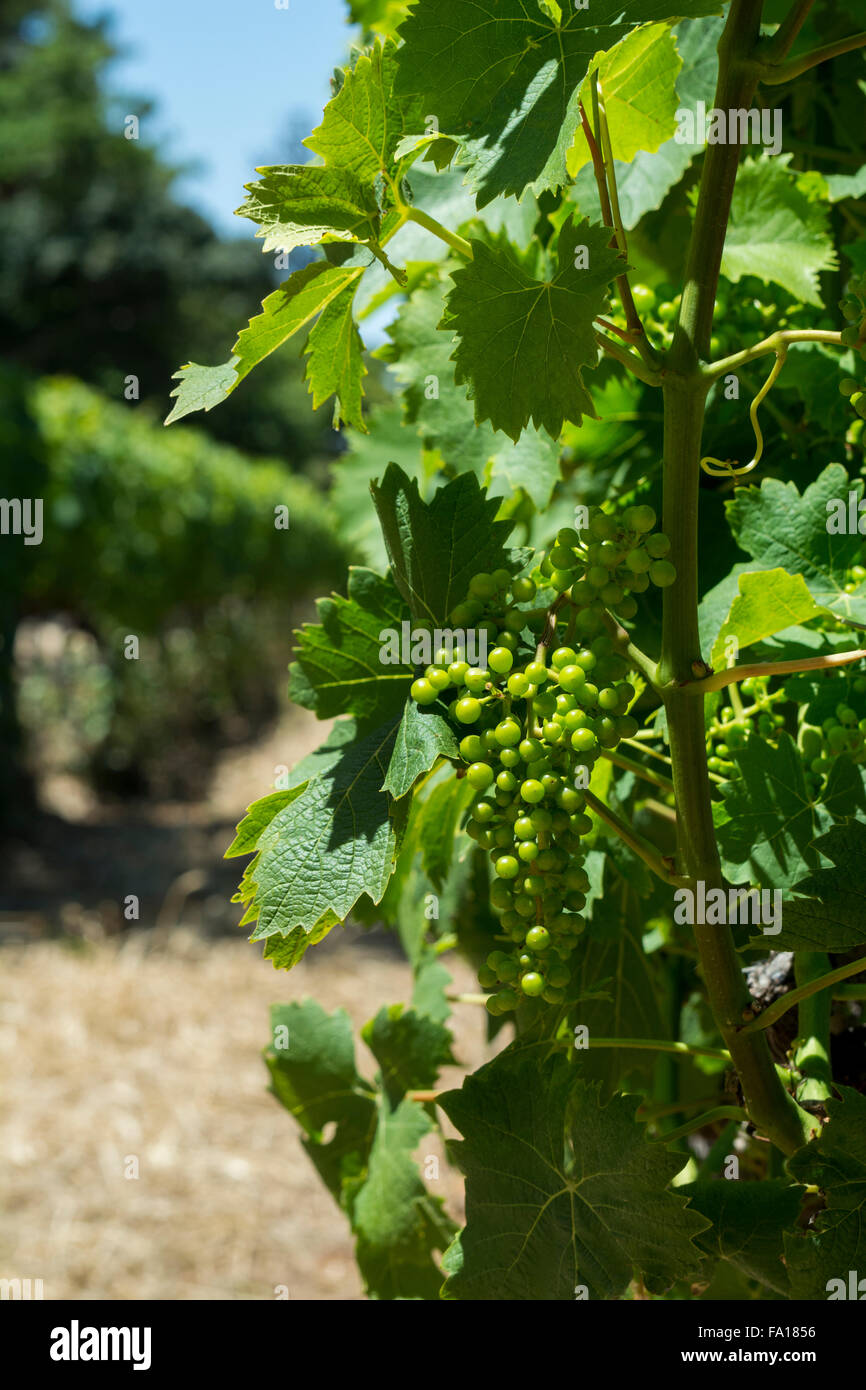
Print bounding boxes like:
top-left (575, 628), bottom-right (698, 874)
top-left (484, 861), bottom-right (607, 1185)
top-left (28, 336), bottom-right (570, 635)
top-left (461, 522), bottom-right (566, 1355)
top-left (583, 789), bottom-right (687, 886)
top-left (659, 0), bottom-right (819, 1157)
top-left (739, 955), bottom-right (866, 1035)
top-left (594, 329), bottom-right (663, 386)
top-left (763, 0), bottom-right (814, 62)
top-left (681, 646), bottom-right (866, 695)
top-left (600, 748), bottom-right (675, 793)
top-left (761, 30), bottom-right (866, 84)
top-left (650, 1106), bottom-right (748, 1145)
top-left (404, 206), bottom-right (473, 260)
top-left (704, 328), bottom-right (843, 382)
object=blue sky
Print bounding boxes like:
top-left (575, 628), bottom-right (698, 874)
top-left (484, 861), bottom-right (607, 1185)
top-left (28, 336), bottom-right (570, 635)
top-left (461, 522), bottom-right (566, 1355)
top-left (73, 0), bottom-right (355, 233)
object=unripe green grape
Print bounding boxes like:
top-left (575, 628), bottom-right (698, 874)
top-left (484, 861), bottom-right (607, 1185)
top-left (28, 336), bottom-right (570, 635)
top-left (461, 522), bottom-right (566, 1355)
top-left (465, 760), bottom-right (493, 791)
top-left (575, 648), bottom-right (597, 671)
top-left (530, 807), bottom-right (553, 832)
top-left (555, 691), bottom-right (577, 715)
top-left (514, 814), bottom-right (536, 840)
top-left (507, 671), bottom-right (530, 698)
top-left (597, 716), bottom-right (619, 748)
top-left (645, 532), bottom-right (671, 558)
top-left (464, 667), bottom-right (489, 693)
top-left (598, 540), bottom-right (622, 568)
top-left (548, 964), bottom-right (571, 988)
top-left (542, 985), bottom-right (566, 1004)
top-left (519, 971), bottom-right (546, 997)
top-left (488, 646), bottom-right (514, 674)
top-left (496, 770), bottom-right (518, 793)
top-left (600, 583), bottom-right (624, 605)
top-left (494, 987), bottom-right (519, 1012)
top-left (511, 576), bottom-right (536, 603)
top-left (520, 779), bottom-right (545, 804)
top-left (411, 677), bottom-right (437, 705)
top-left (571, 727), bottom-right (598, 754)
top-left (550, 567), bottom-right (575, 592)
top-left (855, 397), bottom-right (866, 421)
top-left (523, 874), bottom-right (545, 896)
top-left (629, 570), bottom-right (650, 593)
top-left (450, 599), bottom-right (484, 626)
top-left (541, 773), bottom-right (562, 796)
top-left (557, 664), bottom-right (586, 693)
top-left (598, 686), bottom-right (619, 712)
top-left (570, 579), bottom-right (594, 606)
top-left (455, 697), bottom-right (482, 723)
top-left (496, 631), bottom-right (520, 652)
top-left (587, 565), bottom-right (609, 589)
top-left (424, 666), bottom-right (451, 691)
top-left (448, 660), bottom-right (469, 684)
top-left (491, 567), bottom-right (513, 590)
top-left (472, 798), bottom-right (496, 823)
top-left (525, 660), bottom-right (548, 684)
top-left (543, 720), bottom-right (563, 743)
top-left (518, 839), bottom-right (538, 862)
top-left (630, 284), bottom-right (655, 314)
top-left (624, 504), bottom-right (657, 533)
top-left (478, 966), bottom-right (498, 989)
top-left (616, 714), bottom-right (639, 740)
top-left (552, 646), bottom-right (577, 670)
top-left (469, 571), bottom-right (497, 599)
top-left (515, 894), bottom-right (536, 918)
top-left (525, 925), bottom-right (551, 951)
top-left (495, 855), bottom-right (519, 879)
top-left (495, 717), bottom-right (522, 747)
top-left (840, 377), bottom-right (859, 397)
top-left (500, 747), bottom-right (521, 768)
top-left (502, 606), bottom-right (526, 633)
top-left (649, 559), bottom-right (677, 587)
top-left (550, 545), bottom-right (576, 568)
top-left (557, 786), bottom-right (585, 813)
top-left (589, 512), bottom-right (617, 540)
top-left (579, 683), bottom-right (599, 708)
top-left (459, 734), bottom-right (485, 761)
top-left (519, 736), bottom-right (543, 762)
top-left (625, 548), bottom-right (651, 573)
top-left (490, 880), bottom-right (513, 910)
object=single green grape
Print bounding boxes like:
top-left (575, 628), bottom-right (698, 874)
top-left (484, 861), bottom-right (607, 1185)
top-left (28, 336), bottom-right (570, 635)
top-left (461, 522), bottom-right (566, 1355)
top-left (411, 677), bottom-right (437, 705)
top-left (455, 697), bottom-right (482, 723)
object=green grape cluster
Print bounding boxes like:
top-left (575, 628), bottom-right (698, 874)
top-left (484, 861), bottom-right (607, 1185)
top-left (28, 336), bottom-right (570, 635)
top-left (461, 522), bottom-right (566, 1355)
top-left (837, 274), bottom-right (866, 423)
top-left (408, 505), bottom-right (675, 1013)
top-left (627, 282), bottom-right (809, 361)
top-left (705, 675), bottom-right (788, 777)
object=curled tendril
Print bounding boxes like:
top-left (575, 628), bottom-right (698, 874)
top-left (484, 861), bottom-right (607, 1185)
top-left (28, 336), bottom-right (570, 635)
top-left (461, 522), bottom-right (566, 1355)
top-left (700, 345), bottom-right (789, 479)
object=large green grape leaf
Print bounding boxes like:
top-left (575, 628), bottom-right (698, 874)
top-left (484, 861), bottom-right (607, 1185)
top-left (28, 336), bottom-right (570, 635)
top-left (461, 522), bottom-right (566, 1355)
top-left (370, 463), bottom-right (517, 623)
top-left (305, 38), bottom-right (425, 185)
top-left (572, 16), bottom-right (723, 229)
top-left (236, 165), bottom-right (381, 255)
top-left (380, 274), bottom-right (562, 504)
top-left (351, 1096), bottom-right (456, 1300)
top-left (443, 218), bottom-right (623, 442)
top-left (683, 1180), bottom-right (802, 1296)
top-left (714, 733), bottom-right (834, 891)
top-left (226, 718), bottom-right (406, 938)
top-left (381, 699), bottom-right (459, 799)
top-left (723, 464), bottom-right (866, 625)
top-left (260, 911), bottom-right (341, 972)
top-left (720, 156), bottom-right (838, 307)
top-left (362, 1004), bottom-right (456, 1107)
top-left (266, 1000), bottom-right (377, 1201)
top-left (439, 1046), bottom-right (709, 1300)
top-left (289, 566), bottom-right (412, 726)
top-left (393, 0), bottom-right (724, 206)
top-left (567, 23), bottom-right (682, 178)
top-left (414, 774), bottom-right (474, 891)
top-left (569, 879), bottom-right (670, 1094)
top-left (785, 1088), bottom-right (866, 1300)
top-left (759, 822), bottom-right (866, 952)
top-left (710, 569), bottom-right (828, 667)
top-left (265, 1000), bottom-right (454, 1299)
top-left (166, 261), bottom-right (366, 428)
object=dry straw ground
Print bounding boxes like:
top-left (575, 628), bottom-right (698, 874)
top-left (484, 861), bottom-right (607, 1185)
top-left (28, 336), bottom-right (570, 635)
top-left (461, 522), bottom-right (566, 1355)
top-left (0, 708), bottom-right (498, 1300)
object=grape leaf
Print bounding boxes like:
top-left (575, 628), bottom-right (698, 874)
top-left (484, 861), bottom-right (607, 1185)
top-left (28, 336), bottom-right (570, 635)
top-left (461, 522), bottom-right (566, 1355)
top-left (720, 156), bottom-right (838, 307)
top-left (382, 699), bottom-right (459, 799)
top-left (362, 1004), bottom-right (456, 1107)
top-left (567, 24), bottom-right (682, 178)
top-left (266, 1000), bottom-right (454, 1299)
top-left (351, 1096), bottom-right (456, 1300)
top-left (826, 166), bottom-right (866, 202)
top-left (166, 261), bottom-right (365, 426)
top-left (683, 1180), bottom-right (802, 1296)
top-left (289, 566), bottom-right (412, 726)
top-left (226, 718), bottom-right (406, 938)
top-left (443, 218), bottom-right (623, 442)
top-left (439, 1046), bottom-right (709, 1300)
top-left (260, 911), bottom-right (341, 971)
top-left (759, 822), bottom-right (866, 952)
top-left (305, 38), bottom-right (424, 186)
top-left (714, 733), bottom-right (834, 891)
top-left (370, 463), bottom-right (517, 623)
top-left (330, 405), bottom-right (426, 572)
top-left (266, 1000), bottom-right (377, 1201)
top-left (393, 0), bottom-right (724, 206)
top-left (236, 165), bottom-right (381, 255)
top-left (723, 464), bottom-right (866, 625)
top-left (380, 274), bottom-right (562, 504)
top-left (572, 16), bottom-right (723, 229)
top-left (710, 569), bottom-right (828, 668)
top-left (415, 774), bottom-right (474, 891)
top-left (785, 1088), bottom-right (866, 1300)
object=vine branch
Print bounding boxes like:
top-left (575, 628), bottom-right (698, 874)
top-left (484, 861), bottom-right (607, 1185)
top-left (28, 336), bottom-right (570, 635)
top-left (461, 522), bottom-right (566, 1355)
top-left (681, 646), bottom-right (866, 695)
top-left (739, 956), bottom-right (866, 1035)
top-left (761, 30), bottom-right (866, 85)
top-left (583, 789), bottom-right (687, 886)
